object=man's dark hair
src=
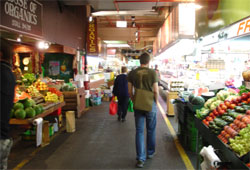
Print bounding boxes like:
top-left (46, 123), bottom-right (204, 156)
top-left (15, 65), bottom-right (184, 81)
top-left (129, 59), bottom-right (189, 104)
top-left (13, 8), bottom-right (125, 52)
top-left (121, 66), bottom-right (127, 73)
top-left (0, 38), bottom-right (13, 61)
top-left (140, 53), bottom-right (150, 65)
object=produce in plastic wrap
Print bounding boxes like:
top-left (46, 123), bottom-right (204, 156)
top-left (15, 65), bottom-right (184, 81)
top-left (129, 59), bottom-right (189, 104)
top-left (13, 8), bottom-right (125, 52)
top-left (196, 108), bottom-right (210, 119)
top-left (229, 124), bottom-right (250, 156)
top-left (216, 90), bottom-right (231, 101)
top-left (204, 97), bottom-right (217, 109)
top-left (210, 100), bottom-right (224, 110)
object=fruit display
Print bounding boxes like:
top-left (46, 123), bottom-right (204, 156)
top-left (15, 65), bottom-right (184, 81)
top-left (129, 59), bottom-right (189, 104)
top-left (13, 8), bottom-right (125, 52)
top-left (34, 79), bottom-right (48, 91)
top-left (14, 87), bottom-right (31, 103)
top-left (44, 92), bottom-right (59, 102)
top-left (61, 84), bottom-right (76, 91)
top-left (195, 90), bottom-right (250, 157)
top-left (12, 98), bottom-right (44, 119)
top-left (229, 124), bottom-right (250, 156)
top-left (26, 85), bottom-right (41, 97)
top-left (21, 73), bottom-right (36, 86)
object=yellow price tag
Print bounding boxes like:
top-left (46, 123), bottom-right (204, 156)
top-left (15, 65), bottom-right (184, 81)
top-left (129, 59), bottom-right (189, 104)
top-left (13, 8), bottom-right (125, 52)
top-left (209, 69), bottom-right (219, 72)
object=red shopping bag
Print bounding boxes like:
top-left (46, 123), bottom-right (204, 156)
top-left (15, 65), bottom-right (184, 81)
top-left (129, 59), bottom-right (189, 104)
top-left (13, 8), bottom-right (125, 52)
top-left (109, 97), bottom-right (117, 115)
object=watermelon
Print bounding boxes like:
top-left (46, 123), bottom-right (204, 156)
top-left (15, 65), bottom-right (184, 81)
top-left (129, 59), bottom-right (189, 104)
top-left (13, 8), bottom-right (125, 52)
top-left (38, 104), bottom-right (44, 113)
top-left (13, 102), bottom-right (24, 110)
top-left (25, 107), bottom-right (36, 118)
top-left (15, 109), bottom-right (26, 119)
top-left (33, 105), bottom-right (41, 115)
top-left (23, 99), bottom-right (35, 108)
top-left (191, 96), bottom-right (205, 105)
top-left (188, 94), bottom-right (195, 102)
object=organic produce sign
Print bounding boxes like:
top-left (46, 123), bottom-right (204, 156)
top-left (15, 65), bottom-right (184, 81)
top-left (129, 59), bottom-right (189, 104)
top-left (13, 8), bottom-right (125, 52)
top-left (0, 0), bottom-right (43, 37)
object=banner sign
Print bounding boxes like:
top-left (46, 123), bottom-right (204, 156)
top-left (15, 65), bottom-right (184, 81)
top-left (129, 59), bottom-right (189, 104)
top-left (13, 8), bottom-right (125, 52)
top-left (0, 0), bottom-right (43, 37)
top-left (87, 18), bottom-right (98, 56)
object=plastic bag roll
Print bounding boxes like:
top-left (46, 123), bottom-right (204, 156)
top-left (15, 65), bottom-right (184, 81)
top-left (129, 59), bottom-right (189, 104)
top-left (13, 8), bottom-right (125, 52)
top-left (200, 145), bottom-right (221, 168)
top-left (33, 118), bottom-right (43, 147)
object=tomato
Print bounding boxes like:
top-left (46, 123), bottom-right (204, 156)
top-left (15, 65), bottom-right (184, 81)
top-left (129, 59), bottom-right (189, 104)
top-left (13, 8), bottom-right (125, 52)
top-left (225, 101), bottom-right (231, 107)
top-left (221, 105), bottom-right (227, 110)
top-left (218, 109), bottom-right (225, 115)
top-left (236, 114), bottom-right (243, 120)
top-left (229, 104), bottom-right (236, 109)
top-left (207, 116), bottom-right (213, 121)
top-left (209, 113), bottom-right (215, 118)
top-left (247, 92), bottom-right (250, 98)
top-left (219, 103), bottom-right (224, 107)
top-left (221, 130), bottom-right (226, 136)
top-left (242, 100), bottom-right (248, 104)
top-left (247, 98), bottom-right (250, 103)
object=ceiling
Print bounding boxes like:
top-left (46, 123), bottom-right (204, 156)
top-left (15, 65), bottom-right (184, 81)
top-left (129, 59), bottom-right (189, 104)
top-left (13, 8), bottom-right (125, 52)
top-left (62, 0), bottom-right (180, 50)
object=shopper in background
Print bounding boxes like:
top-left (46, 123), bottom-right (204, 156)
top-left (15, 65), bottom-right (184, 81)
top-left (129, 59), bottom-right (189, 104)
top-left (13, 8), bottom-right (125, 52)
top-left (112, 66), bottom-right (129, 122)
top-left (0, 38), bottom-right (16, 170)
top-left (154, 65), bottom-right (161, 86)
top-left (128, 53), bottom-right (159, 168)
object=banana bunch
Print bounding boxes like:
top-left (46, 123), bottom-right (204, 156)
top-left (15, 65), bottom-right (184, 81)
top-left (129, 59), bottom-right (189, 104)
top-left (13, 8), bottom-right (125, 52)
top-left (44, 92), bottom-right (59, 102)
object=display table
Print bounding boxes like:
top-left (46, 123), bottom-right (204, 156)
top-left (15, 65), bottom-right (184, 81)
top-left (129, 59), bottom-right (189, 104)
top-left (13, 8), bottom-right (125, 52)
top-left (194, 116), bottom-right (249, 169)
top-left (9, 102), bottom-right (65, 125)
top-left (166, 91), bottom-right (178, 116)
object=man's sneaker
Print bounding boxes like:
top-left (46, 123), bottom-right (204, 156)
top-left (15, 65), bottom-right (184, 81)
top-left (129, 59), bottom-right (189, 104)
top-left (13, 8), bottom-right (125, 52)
top-left (121, 118), bottom-right (126, 122)
top-left (118, 117), bottom-right (121, 121)
top-left (136, 160), bottom-right (144, 168)
top-left (147, 152), bottom-right (156, 159)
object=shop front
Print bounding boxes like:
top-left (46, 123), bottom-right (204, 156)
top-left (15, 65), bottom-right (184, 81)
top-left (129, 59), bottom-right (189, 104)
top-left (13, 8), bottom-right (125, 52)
top-left (0, 0), bottom-right (88, 145)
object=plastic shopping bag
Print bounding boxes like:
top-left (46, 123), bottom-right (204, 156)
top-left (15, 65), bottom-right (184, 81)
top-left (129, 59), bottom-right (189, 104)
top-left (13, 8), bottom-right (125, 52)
top-left (109, 97), bottom-right (117, 115)
top-left (127, 99), bottom-right (134, 112)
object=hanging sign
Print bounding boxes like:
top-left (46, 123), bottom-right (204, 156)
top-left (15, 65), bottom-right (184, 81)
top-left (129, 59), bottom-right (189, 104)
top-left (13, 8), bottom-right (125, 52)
top-left (87, 18), bottom-right (98, 56)
top-left (0, 0), bottom-right (43, 38)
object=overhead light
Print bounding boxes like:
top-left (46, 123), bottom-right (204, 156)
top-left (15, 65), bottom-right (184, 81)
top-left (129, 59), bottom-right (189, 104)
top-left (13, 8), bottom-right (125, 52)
top-left (131, 16), bottom-right (135, 21)
top-left (17, 37), bottom-right (21, 42)
top-left (38, 41), bottom-right (50, 49)
top-left (116, 21), bottom-right (127, 28)
top-left (107, 44), bottom-right (130, 48)
top-left (135, 31), bottom-right (138, 36)
top-left (89, 16), bottom-right (93, 22)
top-left (194, 4), bottom-right (202, 10)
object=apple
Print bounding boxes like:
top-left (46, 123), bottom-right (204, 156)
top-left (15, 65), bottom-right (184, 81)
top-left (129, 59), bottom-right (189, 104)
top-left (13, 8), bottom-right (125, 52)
top-left (229, 103), bottom-right (236, 109)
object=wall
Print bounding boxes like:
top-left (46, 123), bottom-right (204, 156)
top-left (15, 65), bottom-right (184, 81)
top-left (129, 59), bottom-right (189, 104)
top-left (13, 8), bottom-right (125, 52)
top-left (196, 0), bottom-right (250, 37)
top-left (41, 1), bottom-right (86, 50)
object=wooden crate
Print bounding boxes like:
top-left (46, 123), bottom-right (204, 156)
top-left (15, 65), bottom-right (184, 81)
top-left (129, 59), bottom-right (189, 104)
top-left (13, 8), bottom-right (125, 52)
top-left (166, 91), bottom-right (178, 116)
top-left (62, 88), bottom-right (85, 118)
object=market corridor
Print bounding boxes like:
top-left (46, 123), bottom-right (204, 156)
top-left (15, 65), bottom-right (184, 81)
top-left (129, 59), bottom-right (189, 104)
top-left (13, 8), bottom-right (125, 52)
top-left (8, 96), bottom-right (194, 169)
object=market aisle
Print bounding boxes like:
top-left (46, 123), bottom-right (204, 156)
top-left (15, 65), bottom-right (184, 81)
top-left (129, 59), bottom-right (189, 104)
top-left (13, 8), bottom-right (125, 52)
top-left (10, 97), bottom-right (190, 169)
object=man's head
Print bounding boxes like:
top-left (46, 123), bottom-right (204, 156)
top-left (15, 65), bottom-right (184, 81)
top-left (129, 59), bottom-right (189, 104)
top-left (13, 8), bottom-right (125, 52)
top-left (140, 53), bottom-right (150, 65)
top-left (155, 65), bottom-right (158, 69)
top-left (121, 66), bottom-right (127, 73)
top-left (0, 38), bottom-right (13, 62)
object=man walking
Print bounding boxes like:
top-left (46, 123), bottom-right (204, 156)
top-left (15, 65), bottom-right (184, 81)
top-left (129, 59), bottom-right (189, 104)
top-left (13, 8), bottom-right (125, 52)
top-left (0, 39), bottom-right (16, 170)
top-left (128, 53), bottom-right (159, 168)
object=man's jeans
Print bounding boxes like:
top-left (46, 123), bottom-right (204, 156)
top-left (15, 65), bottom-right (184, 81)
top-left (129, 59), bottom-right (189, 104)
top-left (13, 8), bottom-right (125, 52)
top-left (0, 138), bottom-right (13, 170)
top-left (134, 102), bottom-right (157, 162)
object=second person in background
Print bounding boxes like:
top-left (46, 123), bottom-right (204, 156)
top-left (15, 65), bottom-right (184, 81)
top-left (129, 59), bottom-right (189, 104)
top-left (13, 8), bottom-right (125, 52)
top-left (112, 66), bottom-right (129, 122)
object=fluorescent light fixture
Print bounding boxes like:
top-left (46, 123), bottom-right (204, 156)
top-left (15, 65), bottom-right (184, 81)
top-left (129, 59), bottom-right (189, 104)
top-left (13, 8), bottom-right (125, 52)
top-left (107, 44), bottom-right (130, 48)
top-left (17, 37), bottom-right (21, 42)
top-left (104, 41), bottom-right (127, 44)
top-left (89, 16), bottom-right (93, 22)
top-left (116, 21), bottom-right (127, 28)
top-left (135, 31), bottom-right (138, 36)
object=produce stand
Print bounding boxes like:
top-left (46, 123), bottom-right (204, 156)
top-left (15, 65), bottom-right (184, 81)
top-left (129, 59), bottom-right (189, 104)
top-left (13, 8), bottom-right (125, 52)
top-left (9, 102), bottom-right (65, 125)
top-left (194, 116), bottom-right (249, 169)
